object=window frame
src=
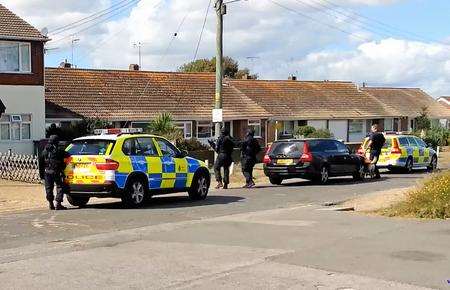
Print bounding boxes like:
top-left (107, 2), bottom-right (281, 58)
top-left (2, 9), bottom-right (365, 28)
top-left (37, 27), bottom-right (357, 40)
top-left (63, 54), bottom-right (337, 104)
top-left (174, 121), bottom-right (193, 139)
top-left (196, 121), bottom-right (213, 139)
top-left (248, 119), bottom-right (262, 138)
top-left (0, 41), bottom-right (31, 74)
top-left (155, 138), bottom-right (181, 158)
top-left (135, 137), bottom-right (159, 157)
top-left (0, 114), bottom-right (32, 141)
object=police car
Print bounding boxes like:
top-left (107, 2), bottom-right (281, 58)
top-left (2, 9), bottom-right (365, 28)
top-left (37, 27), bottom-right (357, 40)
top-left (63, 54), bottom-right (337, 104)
top-left (358, 133), bottom-right (438, 173)
top-left (64, 128), bottom-right (210, 207)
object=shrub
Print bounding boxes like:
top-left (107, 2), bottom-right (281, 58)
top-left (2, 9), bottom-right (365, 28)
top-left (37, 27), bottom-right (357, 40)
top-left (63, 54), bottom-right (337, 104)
top-left (294, 126), bottom-right (333, 138)
top-left (413, 126), bottom-right (450, 149)
top-left (176, 138), bottom-right (209, 151)
top-left (147, 113), bottom-right (183, 142)
top-left (46, 118), bottom-right (111, 141)
top-left (381, 170), bottom-right (450, 219)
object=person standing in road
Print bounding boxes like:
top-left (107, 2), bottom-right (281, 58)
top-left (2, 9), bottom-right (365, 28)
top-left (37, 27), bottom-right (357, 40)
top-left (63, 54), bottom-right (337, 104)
top-left (208, 127), bottom-right (234, 189)
top-left (39, 135), bottom-right (69, 210)
top-left (366, 124), bottom-right (386, 179)
top-left (240, 128), bottom-right (261, 188)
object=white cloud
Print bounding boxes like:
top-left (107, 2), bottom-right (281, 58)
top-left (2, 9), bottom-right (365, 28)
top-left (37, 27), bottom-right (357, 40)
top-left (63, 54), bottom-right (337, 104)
top-left (292, 38), bottom-right (450, 97)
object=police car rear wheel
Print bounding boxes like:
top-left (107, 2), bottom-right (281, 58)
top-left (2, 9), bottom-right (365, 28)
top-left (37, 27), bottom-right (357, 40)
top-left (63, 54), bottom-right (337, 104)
top-left (122, 178), bottom-right (147, 207)
top-left (404, 157), bottom-right (413, 173)
top-left (67, 195), bottom-right (90, 208)
top-left (189, 173), bottom-right (209, 201)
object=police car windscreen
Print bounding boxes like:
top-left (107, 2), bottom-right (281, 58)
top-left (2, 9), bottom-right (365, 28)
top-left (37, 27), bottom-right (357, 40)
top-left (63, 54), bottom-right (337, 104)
top-left (67, 140), bottom-right (114, 156)
top-left (269, 141), bottom-right (304, 158)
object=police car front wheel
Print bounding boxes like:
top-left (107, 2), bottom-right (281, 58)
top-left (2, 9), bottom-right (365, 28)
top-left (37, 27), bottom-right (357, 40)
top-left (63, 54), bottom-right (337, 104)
top-left (189, 172), bottom-right (209, 201)
top-left (67, 195), bottom-right (90, 208)
top-left (122, 178), bottom-right (148, 207)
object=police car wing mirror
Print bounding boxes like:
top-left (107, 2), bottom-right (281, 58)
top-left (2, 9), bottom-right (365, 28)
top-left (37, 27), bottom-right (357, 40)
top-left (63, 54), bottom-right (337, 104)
top-left (178, 150), bottom-right (188, 158)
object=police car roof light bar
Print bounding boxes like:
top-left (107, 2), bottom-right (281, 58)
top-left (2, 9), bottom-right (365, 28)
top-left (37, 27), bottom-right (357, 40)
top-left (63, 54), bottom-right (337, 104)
top-left (94, 128), bottom-right (143, 135)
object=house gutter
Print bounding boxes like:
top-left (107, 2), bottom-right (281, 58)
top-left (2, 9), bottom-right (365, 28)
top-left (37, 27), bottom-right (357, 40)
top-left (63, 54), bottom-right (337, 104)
top-left (0, 35), bottom-right (50, 42)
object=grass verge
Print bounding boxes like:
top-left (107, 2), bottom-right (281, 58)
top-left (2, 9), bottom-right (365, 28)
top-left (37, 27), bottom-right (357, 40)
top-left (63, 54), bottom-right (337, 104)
top-left (379, 170), bottom-right (450, 219)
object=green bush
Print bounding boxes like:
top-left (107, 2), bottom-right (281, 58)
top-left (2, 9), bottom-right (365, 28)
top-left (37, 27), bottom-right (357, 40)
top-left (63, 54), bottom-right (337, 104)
top-left (294, 126), bottom-right (333, 138)
top-left (147, 113), bottom-right (183, 142)
top-left (381, 171), bottom-right (450, 219)
top-left (413, 127), bottom-right (450, 149)
top-left (46, 118), bottom-right (111, 141)
top-left (176, 138), bottom-right (209, 152)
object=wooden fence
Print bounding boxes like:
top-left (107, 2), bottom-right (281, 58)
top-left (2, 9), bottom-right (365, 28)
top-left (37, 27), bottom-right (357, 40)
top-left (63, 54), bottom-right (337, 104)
top-left (0, 153), bottom-right (41, 184)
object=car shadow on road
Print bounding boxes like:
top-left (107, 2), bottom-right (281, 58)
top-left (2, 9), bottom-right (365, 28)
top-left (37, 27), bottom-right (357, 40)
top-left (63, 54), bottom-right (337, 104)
top-left (84, 195), bottom-right (245, 210)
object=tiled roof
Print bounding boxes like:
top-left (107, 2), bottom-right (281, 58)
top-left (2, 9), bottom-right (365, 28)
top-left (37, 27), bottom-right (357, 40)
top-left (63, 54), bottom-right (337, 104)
top-left (362, 88), bottom-right (450, 119)
top-left (0, 4), bottom-right (48, 41)
top-left (438, 97), bottom-right (450, 108)
top-left (228, 80), bottom-right (399, 120)
top-left (44, 68), bottom-right (271, 121)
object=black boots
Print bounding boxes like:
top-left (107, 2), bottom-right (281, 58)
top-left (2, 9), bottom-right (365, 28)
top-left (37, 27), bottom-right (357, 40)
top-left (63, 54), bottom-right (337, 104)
top-left (48, 201), bottom-right (55, 210)
top-left (55, 202), bottom-right (67, 210)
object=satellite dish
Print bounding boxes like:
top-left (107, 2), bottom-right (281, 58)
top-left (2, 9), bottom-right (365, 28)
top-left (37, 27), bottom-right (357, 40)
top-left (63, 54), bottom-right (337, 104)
top-left (41, 27), bottom-right (48, 37)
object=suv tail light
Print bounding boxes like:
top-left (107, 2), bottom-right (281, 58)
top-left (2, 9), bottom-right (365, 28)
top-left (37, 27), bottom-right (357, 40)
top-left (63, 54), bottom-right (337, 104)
top-left (64, 156), bottom-right (73, 164)
top-left (96, 159), bottom-right (120, 171)
top-left (391, 138), bottom-right (402, 155)
top-left (300, 142), bottom-right (313, 163)
top-left (263, 144), bottom-right (272, 165)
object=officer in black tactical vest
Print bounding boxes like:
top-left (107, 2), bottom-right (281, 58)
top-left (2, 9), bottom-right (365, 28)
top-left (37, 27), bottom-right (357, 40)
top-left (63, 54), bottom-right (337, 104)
top-left (39, 135), bottom-right (69, 210)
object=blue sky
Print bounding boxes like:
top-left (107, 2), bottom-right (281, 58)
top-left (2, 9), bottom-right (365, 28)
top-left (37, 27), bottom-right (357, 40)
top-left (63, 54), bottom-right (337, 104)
top-left (4, 0), bottom-right (450, 96)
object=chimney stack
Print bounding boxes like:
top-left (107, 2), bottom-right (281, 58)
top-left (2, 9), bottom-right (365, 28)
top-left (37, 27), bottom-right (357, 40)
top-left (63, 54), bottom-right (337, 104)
top-left (59, 59), bottom-right (71, 68)
top-left (129, 64), bottom-right (140, 71)
top-left (288, 75), bottom-right (297, 81)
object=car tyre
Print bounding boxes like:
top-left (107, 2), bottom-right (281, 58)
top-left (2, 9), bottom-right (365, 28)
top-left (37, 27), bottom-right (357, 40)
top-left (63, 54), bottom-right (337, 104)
top-left (353, 163), bottom-right (365, 181)
top-left (122, 177), bottom-right (147, 207)
top-left (427, 155), bottom-right (438, 172)
top-left (67, 195), bottom-right (90, 208)
top-left (315, 166), bottom-right (329, 185)
top-left (269, 176), bottom-right (283, 185)
top-left (189, 171), bottom-right (210, 200)
top-left (404, 157), bottom-right (413, 173)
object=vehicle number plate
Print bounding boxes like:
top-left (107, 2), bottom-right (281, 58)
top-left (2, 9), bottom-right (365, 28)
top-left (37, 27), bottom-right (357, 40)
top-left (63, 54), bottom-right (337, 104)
top-left (276, 159), bottom-right (294, 165)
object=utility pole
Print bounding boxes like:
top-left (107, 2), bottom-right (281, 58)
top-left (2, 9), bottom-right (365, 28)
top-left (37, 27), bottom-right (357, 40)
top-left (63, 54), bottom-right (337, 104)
top-left (213, 0), bottom-right (226, 139)
top-left (133, 42), bottom-right (143, 68)
top-left (71, 37), bottom-right (80, 67)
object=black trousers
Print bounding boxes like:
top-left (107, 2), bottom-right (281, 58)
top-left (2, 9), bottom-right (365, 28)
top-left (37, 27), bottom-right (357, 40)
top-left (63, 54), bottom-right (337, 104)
top-left (44, 173), bottom-right (66, 203)
top-left (214, 154), bottom-right (232, 185)
top-left (370, 151), bottom-right (381, 177)
top-left (241, 157), bottom-right (256, 184)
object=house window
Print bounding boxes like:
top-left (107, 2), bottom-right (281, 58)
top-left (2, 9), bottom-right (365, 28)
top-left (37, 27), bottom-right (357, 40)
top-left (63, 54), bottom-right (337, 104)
top-left (0, 114), bottom-right (32, 141)
top-left (197, 121), bottom-right (213, 139)
top-left (175, 121), bottom-right (193, 139)
top-left (131, 122), bottom-right (150, 130)
top-left (384, 118), bottom-right (394, 131)
top-left (349, 120), bottom-right (363, 134)
top-left (248, 120), bottom-right (262, 137)
top-left (283, 121), bottom-right (294, 135)
top-left (0, 41), bottom-right (31, 73)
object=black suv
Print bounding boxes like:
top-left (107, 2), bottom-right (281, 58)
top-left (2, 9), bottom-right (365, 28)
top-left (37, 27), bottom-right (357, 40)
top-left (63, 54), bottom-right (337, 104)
top-left (263, 139), bottom-right (365, 185)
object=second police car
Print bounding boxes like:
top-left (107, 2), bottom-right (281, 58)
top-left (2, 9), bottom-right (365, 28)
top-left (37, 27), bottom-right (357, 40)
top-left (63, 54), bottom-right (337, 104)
top-left (358, 133), bottom-right (438, 173)
top-left (63, 129), bottom-right (210, 207)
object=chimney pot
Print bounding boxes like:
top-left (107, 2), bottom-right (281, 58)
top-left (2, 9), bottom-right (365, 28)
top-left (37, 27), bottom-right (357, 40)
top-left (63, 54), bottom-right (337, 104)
top-left (129, 64), bottom-right (140, 71)
top-left (288, 75), bottom-right (297, 81)
top-left (59, 61), bottom-right (71, 68)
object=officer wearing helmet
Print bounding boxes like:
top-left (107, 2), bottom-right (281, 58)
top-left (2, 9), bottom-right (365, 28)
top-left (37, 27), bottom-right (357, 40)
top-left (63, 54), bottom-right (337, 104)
top-left (208, 127), bottom-right (234, 189)
top-left (38, 134), bottom-right (69, 210)
top-left (239, 128), bottom-right (261, 188)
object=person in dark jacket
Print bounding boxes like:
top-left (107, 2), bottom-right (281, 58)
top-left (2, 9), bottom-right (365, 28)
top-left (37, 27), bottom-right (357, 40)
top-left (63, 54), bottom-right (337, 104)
top-left (367, 124), bottom-right (385, 179)
top-left (39, 135), bottom-right (69, 210)
top-left (240, 129), bottom-right (261, 188)
top-left (208, 127), bottom-right (234, 189)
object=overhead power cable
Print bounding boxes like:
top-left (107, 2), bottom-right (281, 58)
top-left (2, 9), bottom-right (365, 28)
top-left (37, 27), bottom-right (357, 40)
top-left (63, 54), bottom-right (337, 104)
top-left (193, 0), bottom-right (213, 62)
top-left (268, 0), bottom-right (370, 42)
top-left (50, 0), bottom-right (140, 44)
top-left (49, 0), bottom-right (133, 34)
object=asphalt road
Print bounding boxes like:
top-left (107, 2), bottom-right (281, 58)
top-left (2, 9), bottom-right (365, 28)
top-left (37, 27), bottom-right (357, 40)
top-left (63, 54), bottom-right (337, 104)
top-left (0, 171), bottom-right (448, 289)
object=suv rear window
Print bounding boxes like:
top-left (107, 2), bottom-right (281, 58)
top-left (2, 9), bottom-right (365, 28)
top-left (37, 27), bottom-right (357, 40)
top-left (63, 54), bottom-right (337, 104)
top-left (269, 141), bottom-right (304, 158)
top-left (398, 137), bottom-right (409, 146)
top-left (67, 140), bottom-right (114, 156)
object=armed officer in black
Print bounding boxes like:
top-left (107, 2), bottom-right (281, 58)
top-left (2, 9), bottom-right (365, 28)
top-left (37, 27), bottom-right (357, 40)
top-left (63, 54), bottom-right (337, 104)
top-left (367, 124), bottom-right (385, 179)
top-left (39, 135), bottom-right (69, 210)
top-left (209, 127), bottom-right (234, 189)
top-left (239, 129), bottom-right (261, 188)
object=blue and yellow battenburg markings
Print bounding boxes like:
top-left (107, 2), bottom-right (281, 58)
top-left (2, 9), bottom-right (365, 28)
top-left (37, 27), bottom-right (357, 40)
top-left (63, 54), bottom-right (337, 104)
top-left (115, 156), bottom-right (202, 190)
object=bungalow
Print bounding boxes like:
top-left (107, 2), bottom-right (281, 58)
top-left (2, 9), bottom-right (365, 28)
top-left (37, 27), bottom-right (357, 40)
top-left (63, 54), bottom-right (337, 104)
top-left (228, 79), bottom-right (402, 142)
top-left (0, 4), bottom-right (48, 154)
top-left (44, 66), bottom-right (271, 144)
top-left (362, 87), bottom-right (450, 130)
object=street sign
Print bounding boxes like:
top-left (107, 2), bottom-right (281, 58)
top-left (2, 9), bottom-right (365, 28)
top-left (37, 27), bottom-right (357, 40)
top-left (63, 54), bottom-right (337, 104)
top-left (212, 108), bottom-right (223, 123)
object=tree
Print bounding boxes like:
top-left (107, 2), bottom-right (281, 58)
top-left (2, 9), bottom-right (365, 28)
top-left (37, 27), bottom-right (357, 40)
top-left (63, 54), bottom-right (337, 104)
top-left (294, 126), bottom-right (333, 138)
top-left (147, 112), bottom-right (183, 142)
top-left (415, 107), bottom-right (431, 131)
top-left (178, 56), bottom-right (257, 79)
